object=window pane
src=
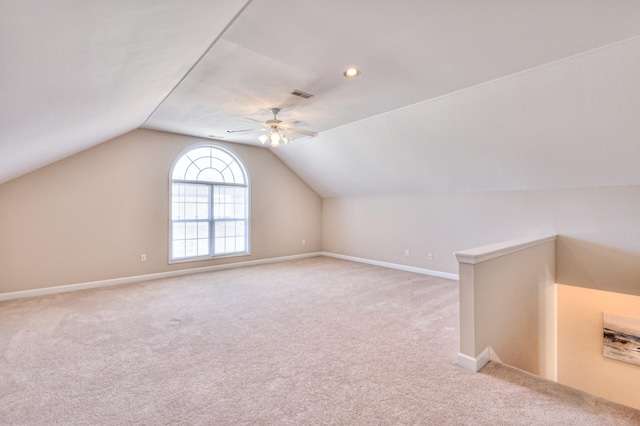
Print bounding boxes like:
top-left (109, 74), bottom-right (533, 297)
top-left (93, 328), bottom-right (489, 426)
top-left (226, 221), bottom-right (236, 235)
top-left (184, 163), bottom-right (199, 181)
top-left (228, 163), bottom-right (244, 184)
top-left (173, 222), bottom-right (186, 239)
top-left (225, 237), bottom-right (236, 252)
top-left (216, 189), bottom-right (227, 206)
top-left (187, 147), bottom-right (212, 163)
top-left (194, 157), bottom-right (210, 171)
top-left (197, 185), bottom-right (209, 198)
top-left (185, 185), bottom-right (197, 201)
top-left (221, 168), bottom-right (234, 182)
top-left (224, 204), bottom-right (234, 219)
top-left (172, 184), bottom-right (185, 204)
top-left (213, 187), bottom-right (246, 219)
top-left (197, 203), bottom-right (209, 219)
top-left (198, 238), bottom-right (209, 256)
top-left (228, 189), bottom-right (237, 203)
top-left (186, 223), bottom-right (198, 239)
top-left (215, 221), bottom-right (225, 237)
top-left (173, 240), bottom-right (185, 258)
top-left (185, 240), bottom-right (198, 257)
top-left (236, 236), bottom-right (245, 252)
top-left (215, 238), bottom-right (225, 253)
top-left (198, 168), bottom-right (223, 182)
top-left (172, 183), bottom-right (182, 199)
top-left (211, 158), bottom-right (227, 173)
top-left (171, 202), bottom-right (182, 220)
top-left (234, 204), bottom-right (245, 219)
top-left (214, 150), bottom-right (234, 166)
top-left (198, 222), bottom-right (209, 238)
top-left (234, 187), bottom-right (245, 201)
top-left (172, 157), bottom-right (191, 180)
top-left (184, 203), bottom-right (197, 219)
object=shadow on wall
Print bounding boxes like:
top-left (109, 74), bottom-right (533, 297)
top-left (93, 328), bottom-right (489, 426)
top-left (556, 236), bottom-right (640, 297)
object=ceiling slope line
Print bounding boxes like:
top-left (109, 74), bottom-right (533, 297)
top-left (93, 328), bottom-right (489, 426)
top-left (139, 0), bottom-right (255, 128)
top-left (322, 33), bottom-right (640, 136)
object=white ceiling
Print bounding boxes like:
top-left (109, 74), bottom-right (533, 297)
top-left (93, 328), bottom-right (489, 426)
top-left (0, 0), bottom-right (249, 183)
top-left (2, 0), bottom-right (640, 196)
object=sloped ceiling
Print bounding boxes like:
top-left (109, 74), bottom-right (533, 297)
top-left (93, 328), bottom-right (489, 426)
top-left (0, 0), bottom-right (250, 183)
top-left (277, 36), bottom-right (640, 197)
top-left (2, 1), bottom-right (640, 197)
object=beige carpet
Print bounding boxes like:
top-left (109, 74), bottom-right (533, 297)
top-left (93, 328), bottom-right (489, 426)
top-left (1, 256), bottom-right (639, 425)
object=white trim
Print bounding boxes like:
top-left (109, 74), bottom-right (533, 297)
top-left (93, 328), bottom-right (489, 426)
top-left (454, 235), bottom-right (556, 265)
top-left (1, 251), bottom-right (456, 302)
top-left (457, 346), bottom-right (500, 372)
top-left (0, 252), bottom-right (322, 302)
top-left (321, 252), bottom-right (459, 280)
top-left (489, 347), bottom-right (502, 364)
top-left (457, 351), bottom-right (486, 372)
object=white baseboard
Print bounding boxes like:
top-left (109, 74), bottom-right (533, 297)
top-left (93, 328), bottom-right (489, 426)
top-left (321, 252), bottom-right (459, 280)
top-left (1, 251), bottom-right (457, 302)
top-left (457, 346), bottom-right (501, 372)
top-left (0, 252), bottom-right (323, 302)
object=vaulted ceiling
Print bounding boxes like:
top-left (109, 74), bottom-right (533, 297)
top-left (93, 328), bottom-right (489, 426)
top-left (2, 1), bottom-right (640, 196)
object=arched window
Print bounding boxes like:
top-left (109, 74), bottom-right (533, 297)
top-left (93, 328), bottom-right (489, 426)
top-left (170, 145), bottom-right (249, 261)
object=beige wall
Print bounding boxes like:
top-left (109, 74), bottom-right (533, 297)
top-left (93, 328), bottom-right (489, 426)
top-left (557, 285), bottom-right (640, 410)
top-left (322, 186), bottom-right (640, 295)
top-left (325, 185), bottom-right (640, 404)
top-left (458, 239), bottom-right (556, 378)
top-left (0, 129), bottom-right (322, 294)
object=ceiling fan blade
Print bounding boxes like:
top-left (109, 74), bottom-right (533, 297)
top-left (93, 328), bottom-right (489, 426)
top-left (278, 119), bottom-right (301, 128)
top-left (226, 128), bottom-right (265, 134)
top-left (287, 128), bottom-right (318, 137)
top-left (243, 118), bottom-right (269, 126)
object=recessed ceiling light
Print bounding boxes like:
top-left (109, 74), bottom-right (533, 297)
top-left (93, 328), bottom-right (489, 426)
top-left (343, 68), bottom-right (360, 78)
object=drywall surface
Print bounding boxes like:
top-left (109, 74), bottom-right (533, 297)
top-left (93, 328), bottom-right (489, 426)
top-left (277, 36), bottom-right (640, 198)
top-left (457, 238), bottom-right (556, 378)
top-left (557, 285), bottom-right (640, 410)
top-left (322, 186), bottom-right (640, 295)
top-left (0, 129), bottom-right (322, 293)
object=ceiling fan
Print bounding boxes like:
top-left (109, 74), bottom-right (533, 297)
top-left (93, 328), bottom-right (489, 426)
top-left (226, 108), bottom-right (317, 147)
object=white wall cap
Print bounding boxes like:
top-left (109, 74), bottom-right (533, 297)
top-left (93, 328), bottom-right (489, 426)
top-left (455, 235), bottom-right (557, 265)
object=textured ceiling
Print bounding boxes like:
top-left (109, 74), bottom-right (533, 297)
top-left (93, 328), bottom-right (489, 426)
top-left (2, 0), bottom-right (640, 195)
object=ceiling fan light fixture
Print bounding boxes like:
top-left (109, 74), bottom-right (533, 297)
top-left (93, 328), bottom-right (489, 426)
top-left (229, 108), bottom-right (316, 147)
top-left (270, 131), bottom-right (281, 147)
top-left (343, 68), bottom-right (360, 78)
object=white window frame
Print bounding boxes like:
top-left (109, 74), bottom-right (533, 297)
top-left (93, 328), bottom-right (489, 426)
top-left (168, 144), bottom-right (250, 263)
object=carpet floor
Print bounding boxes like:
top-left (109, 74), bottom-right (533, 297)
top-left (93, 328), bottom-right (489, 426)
top-left (1, 256), bottom-right (639, 424)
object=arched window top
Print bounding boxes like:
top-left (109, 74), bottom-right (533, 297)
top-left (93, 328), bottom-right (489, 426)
top-left (172, 146), bottom-right (246, 185)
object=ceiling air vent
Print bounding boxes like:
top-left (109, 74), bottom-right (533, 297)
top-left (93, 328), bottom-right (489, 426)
top-left (291, 89), bottom-right (314, 99)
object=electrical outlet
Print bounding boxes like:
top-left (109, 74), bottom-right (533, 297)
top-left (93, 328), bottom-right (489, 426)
top-left (405, 250), bottom-right (410, 257)
top-left (302, 239), bottom-right (306, 245)
top-left (140, 254), bottom-right (147, 262)
top-left (428, 253), bottom-right (433, 260)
